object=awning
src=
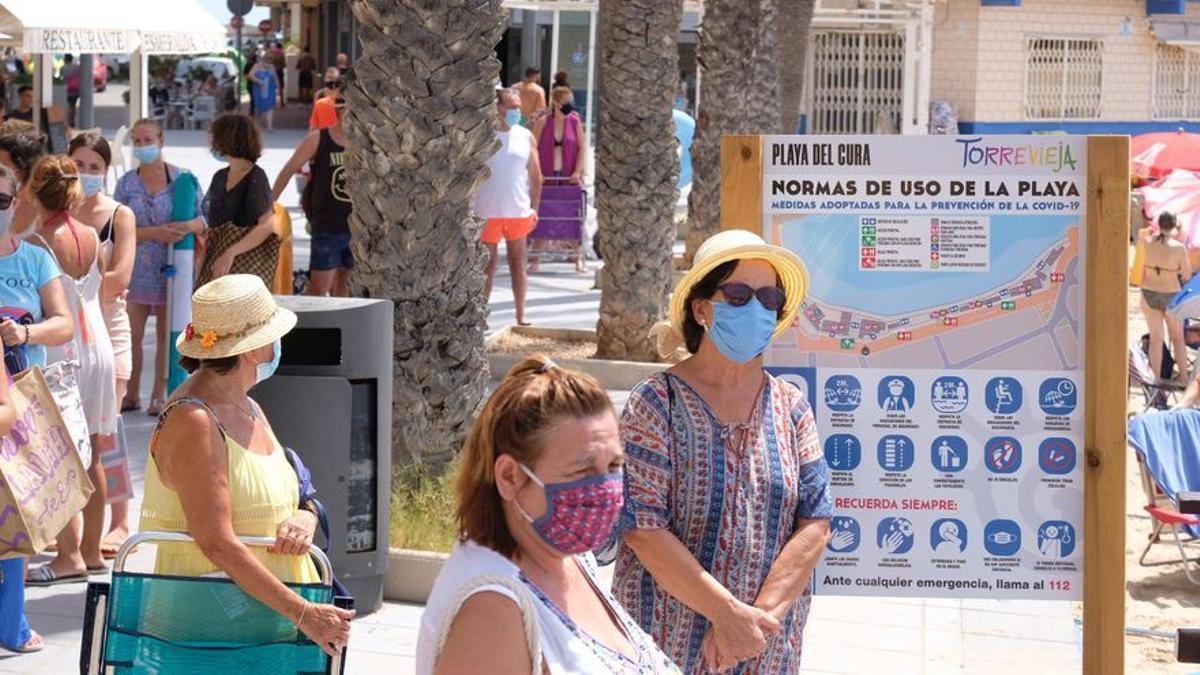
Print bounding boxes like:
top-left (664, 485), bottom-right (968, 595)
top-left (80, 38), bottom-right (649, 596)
top-left (0, 0), bottom-right (225, 55)
top-left (1151, 16), bottom-right (1200, 51)
top-left (134, 0), bottom-right (228, 55)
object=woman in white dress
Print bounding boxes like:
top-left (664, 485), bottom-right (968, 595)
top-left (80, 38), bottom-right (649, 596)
top-left (70, 132), bottom-right (138, 558)
top-left (23, 155), bottom-right (118, 585)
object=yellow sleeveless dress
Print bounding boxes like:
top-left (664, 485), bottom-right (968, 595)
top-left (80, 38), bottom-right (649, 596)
top-left (139, 402), bottom-right (320, 585)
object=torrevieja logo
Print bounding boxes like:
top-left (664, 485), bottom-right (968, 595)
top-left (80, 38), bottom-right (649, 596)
top-left (957, 137), bottom-right (1078, 173)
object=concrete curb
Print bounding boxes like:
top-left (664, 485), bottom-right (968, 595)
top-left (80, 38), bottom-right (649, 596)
top-left (384, 548), bottom-right (449, 604)
top-left (487, 326), bottom-right (667, 390)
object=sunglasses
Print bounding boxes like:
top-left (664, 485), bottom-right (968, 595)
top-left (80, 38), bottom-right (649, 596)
top-left (0, 194), bottom-right (14, 211)
top-left (717, 283), bottom-right (786, 312)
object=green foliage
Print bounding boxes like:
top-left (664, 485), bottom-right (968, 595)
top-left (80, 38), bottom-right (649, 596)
top-left (389, 461), bottom-right (459, 553)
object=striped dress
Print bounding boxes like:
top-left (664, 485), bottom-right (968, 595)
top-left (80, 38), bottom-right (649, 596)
top-left (611, 372), bottom-right (832, 674)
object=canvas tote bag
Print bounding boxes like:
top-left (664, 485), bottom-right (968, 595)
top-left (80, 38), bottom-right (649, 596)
top-left (40, 359), bottom-right (93, 467)
top-left (0, 367), bottom-right (95, 558)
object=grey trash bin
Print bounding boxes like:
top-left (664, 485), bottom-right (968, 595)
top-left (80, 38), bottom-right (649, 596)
top-left (251, 296), bottom-right (393, 614)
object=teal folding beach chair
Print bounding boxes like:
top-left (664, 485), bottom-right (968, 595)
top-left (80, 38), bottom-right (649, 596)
top-left (80, 531), bottom-right (349, 674)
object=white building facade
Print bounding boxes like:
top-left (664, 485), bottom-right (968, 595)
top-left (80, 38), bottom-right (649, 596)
top-left (506, 0), bottom-right (1200, 136)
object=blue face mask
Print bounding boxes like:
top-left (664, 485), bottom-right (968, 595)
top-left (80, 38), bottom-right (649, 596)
top-left (504, 108), bottom-right (522, 127)
top-left (256, 339), bottom-right (282, 384)
top-left (707, 298), bottom-right (778, 364)
top-left (211, 149), bottom-right (227, 163)
top-left (80, 174), bottom-right (104, 197)
top-left (133, 144), bottom-right (161, 164)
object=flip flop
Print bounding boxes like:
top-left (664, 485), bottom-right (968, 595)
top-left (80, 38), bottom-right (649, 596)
top-left (4, 631), bottom-right (43, 654)
top-left (120, 398), bottom-right (140, 412)
top-left (25, 565), bottom-right (87, 586)
top-left (87, 565), bottom-right (110, 576)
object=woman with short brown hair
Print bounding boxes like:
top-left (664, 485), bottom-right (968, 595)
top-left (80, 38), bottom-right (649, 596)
top-left (199, 114), bottom-right (277, 287)
top-left (416, 357), bottom-right (679, 674)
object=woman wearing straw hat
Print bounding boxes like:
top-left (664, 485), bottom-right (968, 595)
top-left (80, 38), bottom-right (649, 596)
top-left (140, 274), bottom-right (353, 656)
top-left (605, 230), bottom-right (832, 673)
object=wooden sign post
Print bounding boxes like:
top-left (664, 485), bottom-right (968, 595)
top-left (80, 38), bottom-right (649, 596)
top-left (720, 134), bottom-right (1128, 673)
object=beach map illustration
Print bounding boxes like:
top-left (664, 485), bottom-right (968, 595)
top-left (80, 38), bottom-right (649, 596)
top-left (767, 213), bottom-right (1080, 371)
top-left (759, 135), bottom-right (1086, 600)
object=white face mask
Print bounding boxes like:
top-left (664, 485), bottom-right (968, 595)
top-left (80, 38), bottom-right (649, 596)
top-left (0, 208), bottom-right (13, 237)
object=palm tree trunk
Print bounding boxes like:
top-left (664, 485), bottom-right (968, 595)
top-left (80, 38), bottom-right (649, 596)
top-left (778, 0), bottom-right (816, 134)
top-left (595, 0), bottom-right (685, 362)
top-left (748, 0), bottom-right (780, 122)
top-left (344, 0), bottom-right (505, 468)
top-left (684, 0), bottom-right (777, 261)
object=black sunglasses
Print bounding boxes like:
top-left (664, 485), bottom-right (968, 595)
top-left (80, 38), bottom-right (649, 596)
top-left (0, 194), bottom-right (14, 211)
top-left (717, 283), bottom-right (786, 312)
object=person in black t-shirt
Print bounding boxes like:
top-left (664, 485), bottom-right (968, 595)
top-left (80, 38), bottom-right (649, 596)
top-left (270, 98), bottom-right (352, 297)
top-left (202, 113), bottom-right (276, 285)
top-left (8, 85), bottom-right (33, 123)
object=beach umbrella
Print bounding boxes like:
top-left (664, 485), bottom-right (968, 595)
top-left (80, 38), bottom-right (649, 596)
top-left (1138, 169), bottom-right (1200, 249)
top-left (1131, 130), bottom-right (1200, 180)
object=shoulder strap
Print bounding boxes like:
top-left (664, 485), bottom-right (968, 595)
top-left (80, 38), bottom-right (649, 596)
top-left (433, 574), bottom-right (543, 675)
top-left (150, 397), bottom-right (229, 455)
top-left (29, 232), bottom-right (60, 268)
top-left (103, 204), bottom-right (119, 243)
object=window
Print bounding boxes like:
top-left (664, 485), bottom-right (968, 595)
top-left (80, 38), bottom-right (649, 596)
top-left (1153, 44), bottom-right (1200, 120)
top-left (809, 31), bottom-right (906, 134)
top-left (1024, 37), bottom-right (1103, 119)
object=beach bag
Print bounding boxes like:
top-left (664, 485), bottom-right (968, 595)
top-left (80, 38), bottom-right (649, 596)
top-left (432, 575), bottom-right (543, 674)
top-left (284, 446), bottom-right (352, 601)
top-left (0, 367), bottom-right (95, 558)
top-left (196, 221), bottom-right (281, 289)
top-left (100, 416), bottom-right (134, 504)
top-left (1131, 227), bottom-right (1151, 286)
top-left (41, 359), bottom-right (93, 468)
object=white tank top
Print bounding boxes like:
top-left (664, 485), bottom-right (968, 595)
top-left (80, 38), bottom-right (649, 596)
top-left (473, 127), bottom-right (535, 219)
top-left (416, 540), bottom-right (680, 674)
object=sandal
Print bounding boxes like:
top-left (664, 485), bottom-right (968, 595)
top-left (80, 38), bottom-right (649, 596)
top-left (5, 631), bottom-right (43, 654)
top-left (26, 565), bottom-right (87, 586)
top-left (146, 398), bottom-right (165, 417)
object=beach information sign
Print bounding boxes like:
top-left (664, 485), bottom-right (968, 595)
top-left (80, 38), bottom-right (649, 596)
top-left (762, 136), bottom-right (1086, 600)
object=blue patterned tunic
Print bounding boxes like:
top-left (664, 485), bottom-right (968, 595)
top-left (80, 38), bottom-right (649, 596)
top-left (611, 372), bottom-right (832, 674)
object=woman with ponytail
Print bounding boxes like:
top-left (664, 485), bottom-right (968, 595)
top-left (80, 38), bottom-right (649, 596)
top-left (416, 356), bottom-right (679, 674)
top-left (23, 155), bottom-right (118, 586)
top-left (1139, 211), bottom-right (1193, 382)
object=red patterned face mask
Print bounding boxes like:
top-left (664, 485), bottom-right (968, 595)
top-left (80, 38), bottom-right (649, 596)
top-left (516, 463), bottom-right (625, 555)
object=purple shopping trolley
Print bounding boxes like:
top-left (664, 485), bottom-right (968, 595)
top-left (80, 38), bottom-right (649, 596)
top-left (529, 177), bottom-right (587, 264)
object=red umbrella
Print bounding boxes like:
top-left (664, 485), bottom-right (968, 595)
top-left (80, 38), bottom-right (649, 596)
top-left (1131, 130), bottom-right (1200, 180)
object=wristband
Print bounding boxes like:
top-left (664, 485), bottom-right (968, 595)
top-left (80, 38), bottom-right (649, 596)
top-left (21, 324), bottom-right (29, 345)
top-left (296, 600), bottom-right (311, 629)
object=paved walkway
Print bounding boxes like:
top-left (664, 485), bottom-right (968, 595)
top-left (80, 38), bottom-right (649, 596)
top-left (7, 116), bottom-right (1084, 674)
